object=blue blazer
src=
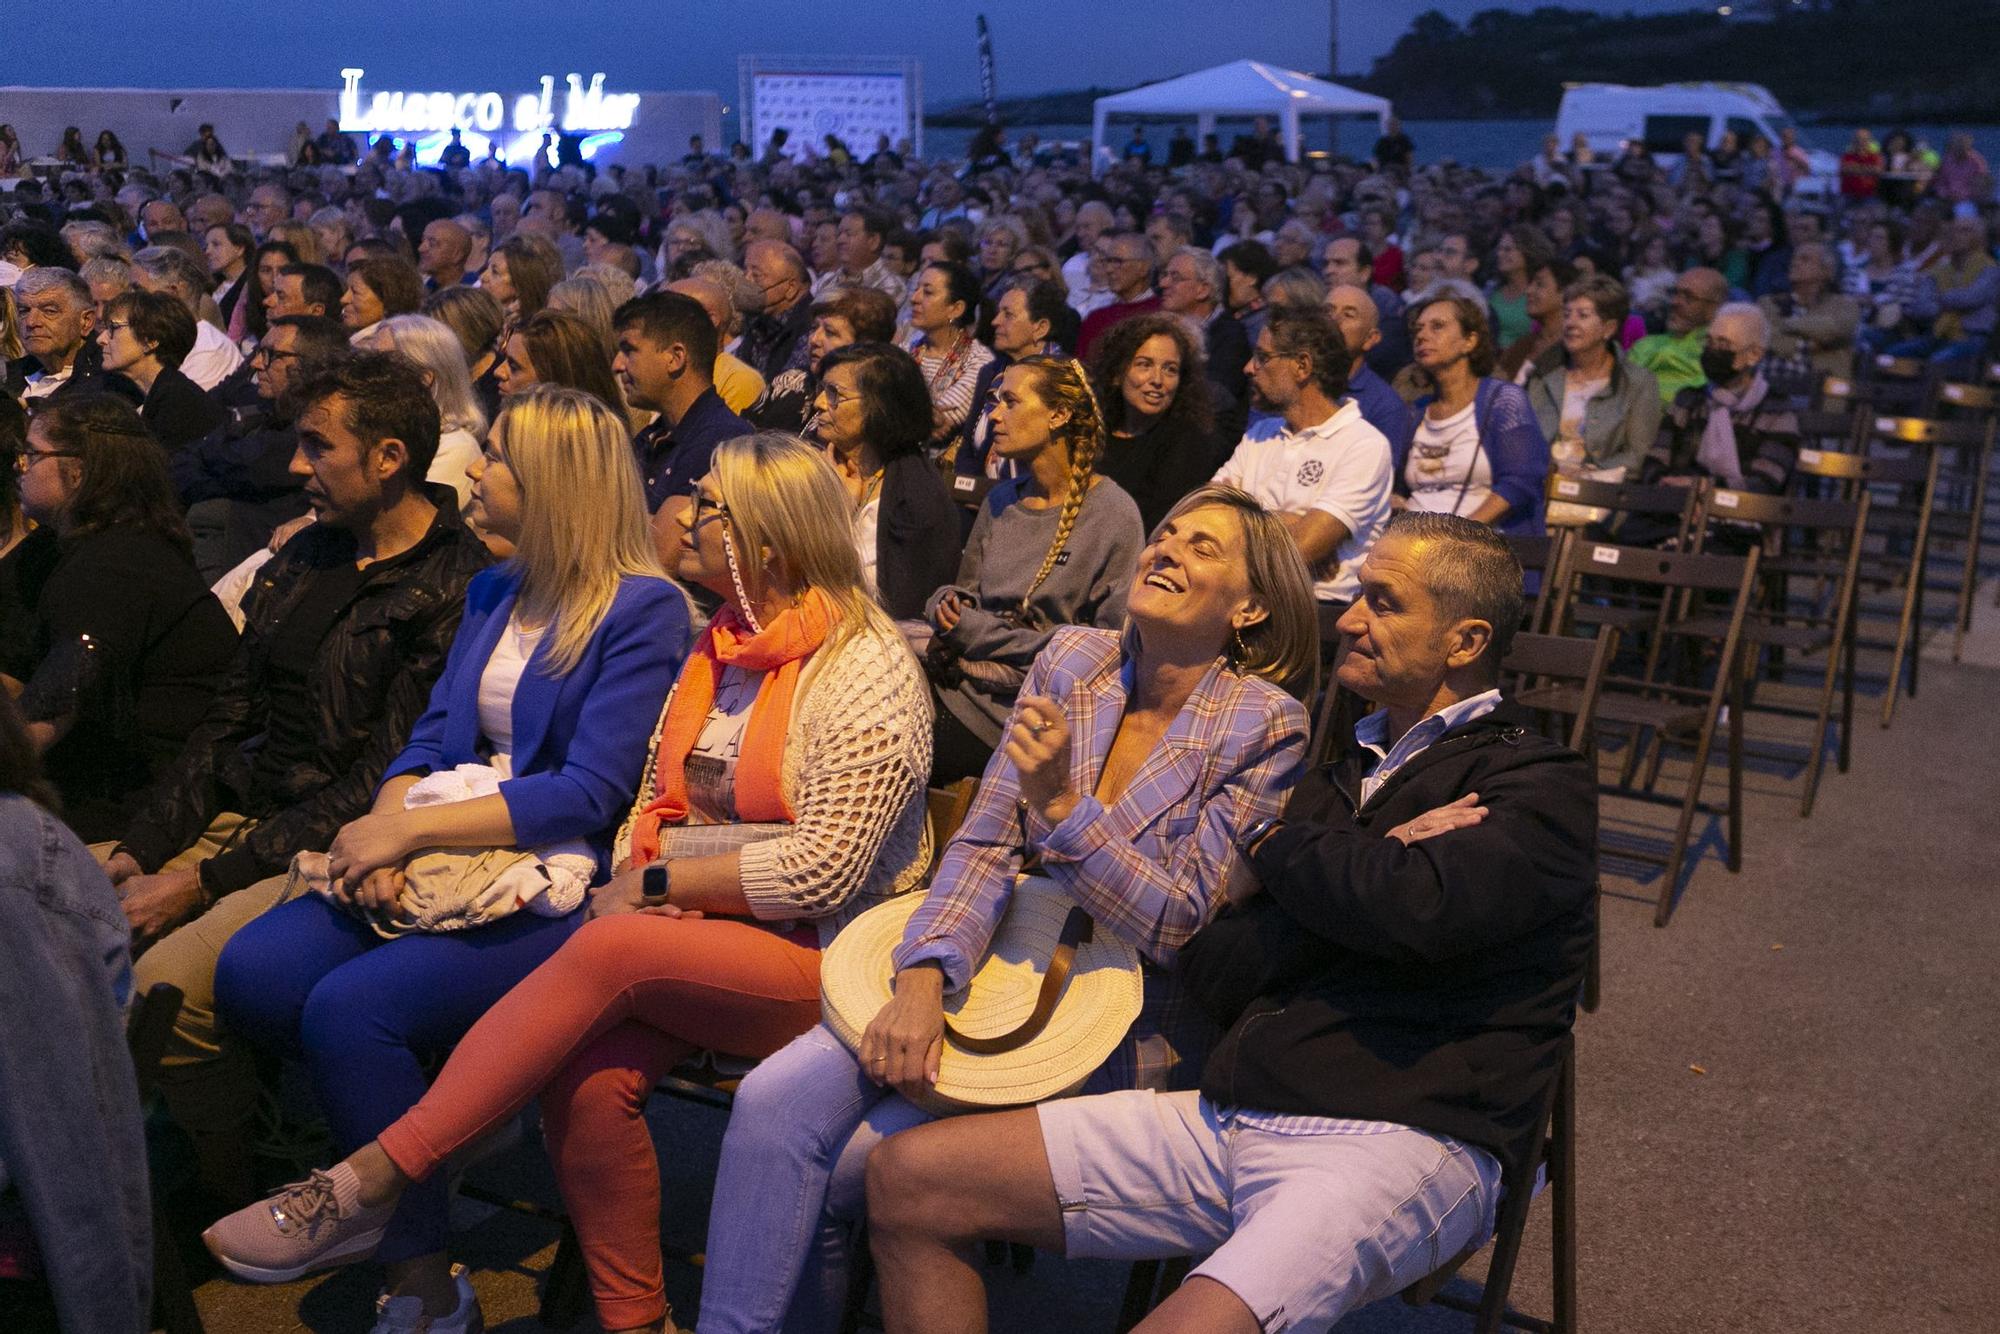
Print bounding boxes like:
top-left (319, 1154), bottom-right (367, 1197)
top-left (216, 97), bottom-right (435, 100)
top-left (383, 566), bottom-right (691, 874)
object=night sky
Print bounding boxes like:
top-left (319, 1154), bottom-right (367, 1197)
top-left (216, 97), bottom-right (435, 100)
top-left (23, 1), bottom-right (1704, 104)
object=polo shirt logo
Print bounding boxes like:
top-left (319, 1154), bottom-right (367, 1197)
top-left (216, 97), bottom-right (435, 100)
top-left (1297, 459), bottom-right (1324, 486)
top-left (1052, 551), bottom-right (1070, 566)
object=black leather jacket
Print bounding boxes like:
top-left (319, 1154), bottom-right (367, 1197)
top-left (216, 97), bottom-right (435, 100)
top-left (116, 487), bottom-right (490, 894)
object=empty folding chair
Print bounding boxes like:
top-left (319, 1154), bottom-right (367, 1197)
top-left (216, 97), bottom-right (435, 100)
top-left (1504, 627), bottom-right (1618, 756)
top-left (1682, 486), bottom-right (1870, 816)
top-left (1540, 542), bottom-right (1760, 925)
top-left (1928, 383), bottom-right (1997, 656)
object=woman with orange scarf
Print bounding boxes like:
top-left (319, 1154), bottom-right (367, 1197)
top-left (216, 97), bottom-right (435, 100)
top-left (204, 434), bottom-right (934, 1334)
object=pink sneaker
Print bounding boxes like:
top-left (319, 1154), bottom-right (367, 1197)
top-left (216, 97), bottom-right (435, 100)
top-left (202, 1163), bottom-right (392, 1282)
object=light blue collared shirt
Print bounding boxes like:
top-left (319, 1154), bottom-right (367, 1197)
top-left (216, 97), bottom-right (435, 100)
top-left (1353, 688), bottom-right (1503, 808)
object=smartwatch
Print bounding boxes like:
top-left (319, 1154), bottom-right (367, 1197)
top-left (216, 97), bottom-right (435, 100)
top-left (641, 862), bottom-right (671, 907)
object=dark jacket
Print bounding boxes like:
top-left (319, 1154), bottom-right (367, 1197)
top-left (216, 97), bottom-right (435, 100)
top-left (132, 365), bottom-right (228, 454)
top-left (738, 295), bottom-right (816, 383)
top-left (874, 451), bottom-right (965, 621)
top-left (115, 487), bottom-right (490, 894)
top-left (21, 528), bottom-right (238, 843)
top-left (1181, 704), bottom-right (1598, 1172)
top-left (382, 566), bottom-right (690, 877)
top-left (4, 341), bottom-right (130, 405)
top-left (634, 387), bottom-right (752, 513)
top-left (170, 403), bottom-right (301, 506)
top-left (1203, 310), bottom-right (1252, 405)
top-left (953, 355), bottom-right (1010, 480)
top-left (0, 796), bottom-right (151, 1334)
top-left (1098, 415), bottom-right (1229, 535)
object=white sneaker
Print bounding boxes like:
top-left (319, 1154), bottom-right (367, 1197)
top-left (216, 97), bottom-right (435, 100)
top-left (369, 1264), bottom-right (484, 1333)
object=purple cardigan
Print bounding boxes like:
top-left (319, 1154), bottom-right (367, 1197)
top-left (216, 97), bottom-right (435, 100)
top-left (1397, 378), bottom-right (1550, 536)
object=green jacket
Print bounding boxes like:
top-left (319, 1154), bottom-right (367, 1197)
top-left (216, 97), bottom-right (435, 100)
top-left (1628, 326), bottom-right (1708, 405)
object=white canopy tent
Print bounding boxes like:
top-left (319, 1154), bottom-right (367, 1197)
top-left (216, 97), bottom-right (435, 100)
top-left (1090, 60), bottom-right (1392, 171)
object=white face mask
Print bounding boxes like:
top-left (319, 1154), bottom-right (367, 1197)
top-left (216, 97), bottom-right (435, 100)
top-left (965, 207), bottom-right (987, 226)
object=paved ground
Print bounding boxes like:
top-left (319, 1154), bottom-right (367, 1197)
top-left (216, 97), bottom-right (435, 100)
top-left (172, 610), bottom-right (1999, 1333)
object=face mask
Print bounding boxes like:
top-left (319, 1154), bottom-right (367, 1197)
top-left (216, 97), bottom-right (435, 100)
top-left (1700, 347), bottom-right (1739, 384)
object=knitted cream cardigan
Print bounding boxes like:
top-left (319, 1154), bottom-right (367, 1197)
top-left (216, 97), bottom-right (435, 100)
top-left (613, 619), bottom-right (934, 944)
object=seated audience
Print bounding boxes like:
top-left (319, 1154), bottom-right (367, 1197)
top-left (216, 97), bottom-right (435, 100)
top-left (1894, 216), bottom-right (1998, 367)
top-left (205, 222), bottom-right (253, 327)
top-left (752, 286), bottom-right (899, 435)
top-left (956, 277), bottom-right (1073, 483)
top-left (362, 314), bottom-right (489, 514)
top-left (1629, 267), bottom-right (1727, 405)
top-left (480, 234), bottom-right (563, 328)
top-left (1397, 295), bottom-right (1550, 536)
top-left (266, 261), bottom-right (343, 327)
top-left (1758, 242), bottom-right (1861, 395)
top-left (0, 398), bottom-right (52, 684)
top-left (667, 275), bottom-right (767, 415)
top-left (205, 434), bottom-right (931, 1334)
top-left (905, 260), bottom-right (997, 456)
top-left (1159, 245), bottom-right (1251, 404)
top-left (1076, 232), bottom-right (1163, 359)
top-left (175, 314), bottom-right (348, 579)
top-left (102, 354), bottom-right (489, 1203)
top-left (11, 394), bottom-right (236, 841)
top-left (424, 284), bottom-right (508, 422)
top-left (342, 254), bottom-right (424, 345)
top-left (1644, 302), bottom-right (1798, 497)
top-left (1528, 275), bottom-right (1662, 489)
top-left (9, 267), bottom-right (109, 402)
top-left (615, 291), bottom-right (754, 524)
top-left (96, 288), bottom-right (227, 451)
top-left (1091, 312), bottom-right (1225, 533)
top-left (1212, 308), bottom-right (1393, 611)
top-left (0, 693), bottom-right (153, 1334)
top-left (924, 356), bottom-right (1144, 783)
top-left (1494, 251), bottom-right (1574, 386)
top-left (701, 484), bottom-right (1316, 1333)
top-left (814, 206), bottom-right (910, 307)
top-left (862, 512), bottom-right (1596, 1334)
top-left (416, 219), bottom-right (474, 292)
top-left (810, 342), bottom-right (963, 619)
top-left (738, 240), bottom-right (816, 381)
top-left (130, 245), bottom-right (245, 390)
top-left (1324, 283), bottom-right (1414, 447)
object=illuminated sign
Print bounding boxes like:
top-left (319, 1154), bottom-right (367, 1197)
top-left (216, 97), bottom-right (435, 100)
top-left (337, 68), bottom-right (639, 136)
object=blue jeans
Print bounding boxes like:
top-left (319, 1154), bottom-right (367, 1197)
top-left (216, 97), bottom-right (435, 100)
top-left (213, 894), bottom-right (578, 1263)
top-left (697, 1025), bottom-right (934, 1334)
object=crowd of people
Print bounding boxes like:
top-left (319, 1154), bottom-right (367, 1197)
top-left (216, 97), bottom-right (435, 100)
top-left (0, 108), bottom-right (1991, 1334)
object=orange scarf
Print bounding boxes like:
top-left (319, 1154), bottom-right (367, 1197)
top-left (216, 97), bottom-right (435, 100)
top-left (627, 589), bottom-right (833, 864)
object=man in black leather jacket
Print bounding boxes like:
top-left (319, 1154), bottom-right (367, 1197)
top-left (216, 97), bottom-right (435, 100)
top-left (99, 353), bottom-right (488, 1202)
top-left (862, 512), bottom-right (1598, 1334)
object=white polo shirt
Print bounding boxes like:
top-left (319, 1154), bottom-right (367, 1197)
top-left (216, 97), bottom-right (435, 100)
top-left (182, 319), bottom-right (245, 390)
top-left (1211, 398), bottom-right (1393, 604)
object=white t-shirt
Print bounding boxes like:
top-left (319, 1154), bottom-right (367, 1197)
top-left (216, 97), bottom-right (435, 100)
top-left (686, 665), bottom-right (761, 824)
top-left (182, 320), bottom-right (246, 391)
top-left (854, 493), bottom-right (881, 599)
top-left (1405, 401), bottom-right (1492, 518)
top-left (476, 615), bottom-right (544, 777)
top-left (1212, 399), bottom-right (1393, 604)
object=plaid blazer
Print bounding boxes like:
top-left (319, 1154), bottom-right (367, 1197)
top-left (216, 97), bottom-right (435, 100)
top-left (893, 626), bottom-right (1310, 1090)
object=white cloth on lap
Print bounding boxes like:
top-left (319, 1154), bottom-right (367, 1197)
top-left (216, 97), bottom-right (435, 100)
top-left (404, 763), bottom-right (593, 916)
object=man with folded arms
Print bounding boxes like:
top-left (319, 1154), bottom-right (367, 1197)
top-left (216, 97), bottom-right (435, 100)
top-left (865, 512), bottom-right (1598, 1334)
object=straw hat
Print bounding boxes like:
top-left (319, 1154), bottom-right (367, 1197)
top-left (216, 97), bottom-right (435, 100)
top-left (820, 876), bottom-right (1144, 1115)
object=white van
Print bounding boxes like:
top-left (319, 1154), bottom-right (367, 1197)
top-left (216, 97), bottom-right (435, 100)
top-left (1554, 82), bottom-right (1838, 195)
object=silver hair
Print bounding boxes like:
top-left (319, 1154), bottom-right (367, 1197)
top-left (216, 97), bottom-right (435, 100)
top-left (1171, 245), bottom-right (1224, 300)
top-left (374, 314), bottom-right (487, 436)
top-left (60, 221), bottom-right (126, 262)
top-left (131, 245), bottom-right (211, 307)
top-left (13, 266), bottom-right (92, 308)
top-left (690, 258), bottom-right (764, 329)
top-left (1713, 301), bottom-right (1771, 352)
top-left (79, 256), bottom-right (132, 291)
top-left (574, 263), bottom-right (637, 307)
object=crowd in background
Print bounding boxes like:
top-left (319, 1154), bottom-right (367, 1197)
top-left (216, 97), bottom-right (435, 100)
top-left (0, 108), bottom-right (1992, 1334)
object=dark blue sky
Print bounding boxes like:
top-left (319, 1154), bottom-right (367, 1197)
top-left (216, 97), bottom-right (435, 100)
top-left (25, 2), bottom-right (1698, 104)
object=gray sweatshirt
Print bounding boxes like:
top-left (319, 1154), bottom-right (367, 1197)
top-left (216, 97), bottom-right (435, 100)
top-left (926, 475), bottom-right (1144, 741)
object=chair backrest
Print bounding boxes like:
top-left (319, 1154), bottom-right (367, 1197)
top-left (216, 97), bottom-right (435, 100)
top-left (1795, 445), bottom-right (1933, 487)
top-left (1506, 529), bottom-right (1569, 635)
top-left (127, 982), bottom-right (186, 1104)
top-left (1546, 474), bottom-right (1702, 520)
top-left (1937, 381), bottom-right (2000, 414)
top-left (948, 473), bottom-right (994, 512)
top-left (1865, 414), bottom-right (1989, 449)
top-left (1700, 487), bottom-right (1867, 533)
top-left (1562, 541), bottom-right (1754, 593)
top-left (1503, 628), bottom-right (1617, 754)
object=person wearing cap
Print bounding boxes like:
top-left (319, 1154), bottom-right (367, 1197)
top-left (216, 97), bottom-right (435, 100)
top-left (694, 485), bottom-right (1318, 1334)
top-left (864, 511), bottom-right (1598, 1334)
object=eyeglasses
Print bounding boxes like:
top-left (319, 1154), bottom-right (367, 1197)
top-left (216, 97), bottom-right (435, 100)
top-left (690, 493), bottom-right (731, 529)
top-left (251, 345), bottom-right (300, 365)
top-left (15, 449), bottom-right (83, 473)
top-left (1247, 346), bottom-right (1301, 368)
top-left (815, 381), bottom-right (860, 411)
top-left (99, 320), bottom-right (131, 336)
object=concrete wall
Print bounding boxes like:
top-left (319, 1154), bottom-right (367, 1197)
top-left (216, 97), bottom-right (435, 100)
top-left (0, 86), bottom-right (721, 170)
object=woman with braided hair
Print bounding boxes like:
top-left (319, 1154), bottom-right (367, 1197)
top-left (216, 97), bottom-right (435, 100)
top-left (921, 355), bottom-right (1146, 784)
top-left (697, 481), bottom-right (1318, 1334)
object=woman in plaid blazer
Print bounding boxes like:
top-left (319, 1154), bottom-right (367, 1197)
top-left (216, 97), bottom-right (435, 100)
top-left (699, 485), bottom-right (1319, 1333)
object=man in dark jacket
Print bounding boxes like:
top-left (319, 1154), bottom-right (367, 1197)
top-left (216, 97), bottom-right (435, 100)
top-left (176, 314), bottom-right (349, 579)
top-left (98, 352), bottom-right (489, 1202)
top-left (862, 512), bottom-right (1598, 1334)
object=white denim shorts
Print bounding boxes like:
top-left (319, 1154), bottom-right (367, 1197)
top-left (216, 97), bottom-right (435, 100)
top-left (1036, 1089), bottom-right (1501, 1333)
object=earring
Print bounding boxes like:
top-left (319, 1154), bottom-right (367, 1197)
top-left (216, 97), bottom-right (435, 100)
top-left (1230, 623), bottom-right (1249, 667)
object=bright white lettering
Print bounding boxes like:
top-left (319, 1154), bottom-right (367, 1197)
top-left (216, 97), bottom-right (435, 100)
top-left (335, 68), bottom-right (637, 136)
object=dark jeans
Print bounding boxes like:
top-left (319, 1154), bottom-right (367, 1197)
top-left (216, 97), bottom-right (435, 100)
top-left (930, 688), bottom-right (1000, 786)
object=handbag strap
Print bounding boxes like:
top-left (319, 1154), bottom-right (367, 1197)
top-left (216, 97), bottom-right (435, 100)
top-left (942, 907), bottom-right (1095, 1055)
